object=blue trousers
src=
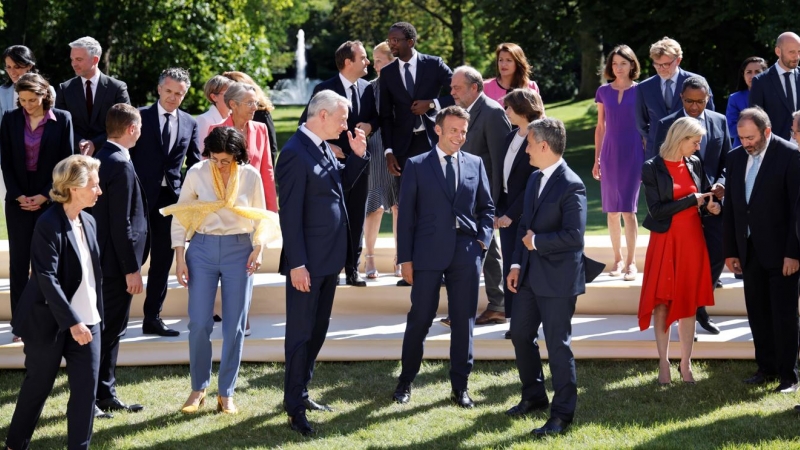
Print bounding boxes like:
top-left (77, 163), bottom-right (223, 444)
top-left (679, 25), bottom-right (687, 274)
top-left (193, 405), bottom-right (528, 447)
top-left (186, 233), bottom-right (254, 396)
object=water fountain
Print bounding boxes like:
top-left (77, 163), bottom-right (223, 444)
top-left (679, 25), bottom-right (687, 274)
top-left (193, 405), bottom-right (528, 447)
top-left (270, 29), bottom-right (321, 105)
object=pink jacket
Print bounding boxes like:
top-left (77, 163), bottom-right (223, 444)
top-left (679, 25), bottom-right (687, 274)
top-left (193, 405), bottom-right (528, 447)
top-left (483, 78), bottom-right (540, 106)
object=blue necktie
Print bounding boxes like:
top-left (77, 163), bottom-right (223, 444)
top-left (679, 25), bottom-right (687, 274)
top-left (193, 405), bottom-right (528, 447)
top-left (745, 154), bottom-right (760, 203)
top-left (161, 113), bottom-right (171, 155)
top-left (664, 79), bottom-right (673, 110)
top-left (405, 62), bottom-right (423, 129)
top-left (444, 155), bottom-right (456, 198)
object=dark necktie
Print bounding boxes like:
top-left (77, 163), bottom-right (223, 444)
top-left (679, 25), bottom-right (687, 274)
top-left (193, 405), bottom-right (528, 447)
top-left (663, 79), bottom-right (673, 110)
top-left (350, 84), bottom-right (359, 118)
top-left (161, 113), bottom-right (171, 155)
top-left (404, 62), bottom-right (422, 129)
top-left (85, 80), bottom-right (93, 118)
top-left (444, 155), bottom-right (456, 198)
top-left (533, 172), bottom-right (543, 202)
top-left (784, 72), bottom-right (795, 110)
top-left (320, 143), bottom-right (331, 163)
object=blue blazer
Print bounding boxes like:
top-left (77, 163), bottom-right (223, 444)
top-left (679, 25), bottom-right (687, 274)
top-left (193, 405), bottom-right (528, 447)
top-left (11, 206), bottom-right (104, 342)
top-left (0, 108), bottom-right (75, 201)
top-left (512, 161), bottom-right (587, 297)
top-left (654, 109), bottom-right (730, 186)
top-left (726, 90), bottom-right (749, 147)
top-left (130, 103), bottom-right (201, 207)
top-left (298, 75), bottom-right (378, 157)
top-left (636, 68), bottom-right (716, 159)
top-left (55, 73), bottom-right (130, 151)
top-left (92, 141), bottom-right (150, 277)
top-left (276, 130), bottom-right (370, 276)
top-left (498, 130), bottom-right (534, 221)
top-left (379, 53), bottom-right (454, 158)
top-left (396, 149), bottom-right (494, 270)
top-left (749, 64), bottom-right (800, 140)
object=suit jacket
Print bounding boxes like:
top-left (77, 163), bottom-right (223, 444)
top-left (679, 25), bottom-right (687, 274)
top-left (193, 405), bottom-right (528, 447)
top-left (512, 161), bottom-right (587, 297)
top-left (379, 53), bottom-right (454, 158)
top-left (636, 68), bottom-right (716, 159)
top-left (0, 108), bottom-right (75, 201)
top-left (723, 135), bottom-right (800, 269)
top-left (130, 102), bottom-right (201, 207)
top-left (498, 130), bottom-right (534, 221)
top-left (55, 72), bottom-right (130, 151)
top-left (396, 149), bottom-right (494, 270)
top-left (749, 64), bottom-right (800, 140)
top-left (298, 75), bottom-right (378, 157)
top-left (11, 206), bottom-right (104, 341)
top-left (654, 109), bottom-right (730, 186)
top-left (92, 141), bottom-right (150, 278)
top-left (276, 129), bottom-right (370, 276)
top-left (641, 155), bottom-right (711, 233)
top-left (460, 93), bottom-right (512, 202)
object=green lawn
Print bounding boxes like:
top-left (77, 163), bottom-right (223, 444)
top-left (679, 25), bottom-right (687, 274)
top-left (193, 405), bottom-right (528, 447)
top-left (1, 360), bottom-right (798, 449)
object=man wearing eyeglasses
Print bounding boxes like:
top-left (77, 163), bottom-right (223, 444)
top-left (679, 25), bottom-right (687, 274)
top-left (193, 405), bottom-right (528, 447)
top-left (654, 76), bottom-right (731, 336)
top-left (750, 32), bottom-right (800, 142)
top-left (131, 68), bottom-right (201, 337)
top-left (636, 37), bottom-right (715, 160)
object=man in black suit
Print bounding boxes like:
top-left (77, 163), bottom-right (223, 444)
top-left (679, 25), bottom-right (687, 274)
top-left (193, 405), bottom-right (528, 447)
top-left (506, 118), bottom-right (587, 436)
top-left (749, 32), bottom-right (800, 141)
top-left (131, 68), bottom-right (201, 336)
top-left (91, 104), bottom-right (149, 416)
top-left (724, 107), bottom-right (800, 393)
top-left (299, 40), bottom-right (377, 287)
top-left (55, 36), bottom-right (131, 156)
top-left (654, 76), bottom-right (730, 335)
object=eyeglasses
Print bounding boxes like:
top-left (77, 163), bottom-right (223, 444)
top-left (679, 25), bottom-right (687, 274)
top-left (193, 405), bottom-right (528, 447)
top-left (682, 99), bottom-right (707, 105)
top-left (386, 38), bottom-right (408, 45)
top-left (236, 101), bottom-right (259, 108)
top-left (209, 156), bottom-right (233, 166)
top-left (652, 59), bottom-right (677, 70)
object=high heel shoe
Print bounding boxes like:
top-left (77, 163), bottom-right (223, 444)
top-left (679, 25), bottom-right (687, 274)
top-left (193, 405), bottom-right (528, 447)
top-left (365, 255), bottom-right (379, 279)
top-left (658, 362), bottom-right (671, 385)
top-left (679, 367), bottom-right (696, 384)
top-left (217, 395), bottom-right (238, 414)
top-left (623, 264), bottom-right (638, 281)
top-left (181, 390), bottom-right (206, 414)
top-left (609, 260), bottom-right (624, 277)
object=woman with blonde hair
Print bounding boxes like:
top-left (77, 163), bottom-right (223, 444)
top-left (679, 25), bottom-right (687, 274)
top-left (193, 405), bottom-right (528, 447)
top-left (639, 117), bottom-right (719, 384)
top-left (195, 75), bottom-right (234, 152)
top-left (483, 43), bottom-right (539, 106)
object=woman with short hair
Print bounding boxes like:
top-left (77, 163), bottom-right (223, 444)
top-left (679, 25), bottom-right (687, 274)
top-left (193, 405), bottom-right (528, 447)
top-left (195, 75), bottom-right (234, 152)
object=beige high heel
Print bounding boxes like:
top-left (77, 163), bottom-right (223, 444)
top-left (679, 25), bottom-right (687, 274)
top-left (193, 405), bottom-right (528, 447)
top-left (365, 255), bottom-right (379, 279)
top-left (217, 395), bottom-right (238, 414)
top-left (181, 390), bottom-right (206, 414)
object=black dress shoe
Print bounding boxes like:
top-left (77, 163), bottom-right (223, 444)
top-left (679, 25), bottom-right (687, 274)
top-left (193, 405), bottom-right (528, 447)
top-left (396, 279), bottom-right (411, 287)
top-left (715, 279), bottom-right (723, 289)
top-left (288, 412), bottom-right (315, 436)
top-left (504, 330), bottom-right (512, 339)
top-left (142, 318), bottom-right (180, 337)
top-left (697, 318), bottom-right (721, 335)
top-left (743, 372), bottom-right (779, 384)
top-left (773, 381), bottom-right (799, 393)
top-left (794, 404), bottom-right (800, 412)
top-left (94, 405), bottom-right (113, 419)
top-left (97, 397), bottom-right (144, 413)
top-left (393, 382), bottom-right (411, 404)
top-left (505, 399), bottom-right (549, 417)
top-left (450, 389), bottom-right (475, 408)
top-left (440, 317), bottom-right (451, 327)
top-left (532, 417), bottom-right (571, 437)
top-left (346, 273), bottom-right (367, 287)
top-left (304, 398), bottom-right (333, 412)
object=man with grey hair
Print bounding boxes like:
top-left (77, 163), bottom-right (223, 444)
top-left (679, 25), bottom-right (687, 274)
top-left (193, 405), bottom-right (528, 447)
top-left (750, 32), bottom-right (800, 141)
top-left (277, 89), bottom-right (369, 436)
top-left (441, 65), bottom-right (511, 328)
top-left (56, 36), bottom-right (130, 156)
top-left (131, 67), bottom-right (200, 337)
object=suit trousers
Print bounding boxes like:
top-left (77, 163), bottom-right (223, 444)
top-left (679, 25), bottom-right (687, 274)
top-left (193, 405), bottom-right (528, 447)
top-left (395, 131), bottom-right (433, 177)
top-left (5, 199), bottom-right (48, 317)
top-left (499, 221), bottom-right (521, 318)
top-left (283, 272), bottom-right (339, 415)
top-left (143, 186), bottom-right (176, 320)
top-left (697, 214), bottom-right (724, 321)
top-left (344, 166), bottom-right (369, 276)
top-left (510, 278), bottom-right (577, 422)
top-left (96, 275), bottom-right (133, 401)
top-left (482, 232), bottom-right (504, 312)
top-left (742, 238), bottom-right (800, 383)
top-left (186, 233), bottom-right (254, 397)
top-left (399, 233), bottom-right (482, 391)
top-left (6, 324), bottom-right (100, 450)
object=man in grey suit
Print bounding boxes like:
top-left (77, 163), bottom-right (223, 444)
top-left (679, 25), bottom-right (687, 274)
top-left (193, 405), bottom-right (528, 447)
top-left (55, 36), bottom-right (130, 156)
top-left (445, 66), bottom-right (511, 326)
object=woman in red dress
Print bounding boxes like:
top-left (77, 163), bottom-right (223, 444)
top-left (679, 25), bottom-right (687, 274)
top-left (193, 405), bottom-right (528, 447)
top-left (639, 117), bottom-right (720, 384)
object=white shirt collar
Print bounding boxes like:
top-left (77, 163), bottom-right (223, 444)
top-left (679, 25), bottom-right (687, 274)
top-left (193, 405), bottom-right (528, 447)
top-left (299, 123), bottom-right (325, 148)
top-left (107, 140), bottom-right (131, 160)
top-left (776, 62), bottom-right (795, 76)
top-left (684, 110), bottom-right (706, 122)
top-left (436, 146), bottom-right (459, 160)
top-left (465, 94), bottom-right (480, 113)
top-left (338, 72), bottom-right (355, 91)
top-left (157, 101), bottom-right (178, 118)
top-left (80, 71), bottom-right (101, 88)
top-left (661, 70), bottom-right (680, 87)
top-left (402, 50), bottom-right (419, 69)
top-left (540, 157), bottom-right (564, 179)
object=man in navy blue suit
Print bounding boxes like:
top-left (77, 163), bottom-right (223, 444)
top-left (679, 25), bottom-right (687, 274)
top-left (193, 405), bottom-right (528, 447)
top-left (506, 117), bottom-right (587, 436)
top-left (636, 36), bottom-right (715, 159)
top-left (654, 76), bottom-right (730, 335)
top-left (749, 32), bottom-right (800, 141)
top-left (299, 40), bottom-right (378, 287)
top-left (277, 90), bottom-right (369, 436)
top-left (130, 68), bottom-right (200, 337)
top-left (391, 106), bottom-right (494, 408)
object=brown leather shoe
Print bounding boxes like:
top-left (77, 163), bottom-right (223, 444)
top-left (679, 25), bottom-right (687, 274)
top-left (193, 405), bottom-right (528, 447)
top-left (475, 309), bottom-right (506, 325)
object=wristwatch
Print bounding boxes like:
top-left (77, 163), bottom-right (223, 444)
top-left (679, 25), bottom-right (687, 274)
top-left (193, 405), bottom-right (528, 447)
top-left (429, 101), bottom-right (435, 110)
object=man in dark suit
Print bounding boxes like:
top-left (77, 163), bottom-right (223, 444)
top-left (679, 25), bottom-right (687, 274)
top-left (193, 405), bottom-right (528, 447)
top-left (654, 76), bottom-right (730, 335)
top-left (299, 40), bottom-right (378, 287)
top-left (380, 21), bottom-right (454, 178)
top-left (724, 107), bottom-right (800, 393)
top-left (55, 36), bottom-right (131, 156)
top-left (276, 90), bottom-right (369, 436)
top-left (636, 36), bottom-right (715, 159)
top-left (749, 32), bottom-right (800, 141)
top-left (391, 106), bottom-right (494, 408)
top-left (506, 118), bottom-right (587, 436)
top-left (446, 65), bottom-right (511, 326)
top-left (131, 68), bottom-right (200, 336)
top-left (91, 104), bottom-right (149, 416)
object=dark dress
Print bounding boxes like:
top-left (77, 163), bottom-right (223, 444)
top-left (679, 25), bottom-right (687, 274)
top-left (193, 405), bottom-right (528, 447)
top-left (639, 158), bottom-right (714, 330)
top-left (366, 78), bottom-right (398, 214)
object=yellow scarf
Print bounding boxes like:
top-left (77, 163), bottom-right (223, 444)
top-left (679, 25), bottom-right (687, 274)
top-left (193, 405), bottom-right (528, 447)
top-left (160, 161), bottom-right (280, 245)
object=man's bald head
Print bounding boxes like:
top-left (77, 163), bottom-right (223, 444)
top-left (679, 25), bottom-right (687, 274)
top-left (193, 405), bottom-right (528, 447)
top-left (777, 32), bottom-right (800, 48)
top-left (776, 32), bottom-right (800, 71)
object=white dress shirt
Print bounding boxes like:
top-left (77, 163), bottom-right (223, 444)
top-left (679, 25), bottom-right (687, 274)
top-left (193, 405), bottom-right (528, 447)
top-left (80, 71), bottom-right (101, 101)
top-left (385, 50), bottom-right (441, 154)
top-left (69, 217), bottom-right (101, 326)
top-left (435, 146), bottom-right (459, 191)
top-left (107, 140), bottom-right (131, 161)
top-left (339, 73), bottom-right (360, 114)
top-left (776, 63), bottom-right (798, 111)
top-left (157, 101), bottom-right (179, 186)
top-left (503, 132), bottom-right (527, 192)
top-left (661, 71), bottom-right (680, 101)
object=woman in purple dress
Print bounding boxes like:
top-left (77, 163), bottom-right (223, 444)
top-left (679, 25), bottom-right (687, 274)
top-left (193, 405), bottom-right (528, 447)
top-left (593, 45), bottom-right (644, 281)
